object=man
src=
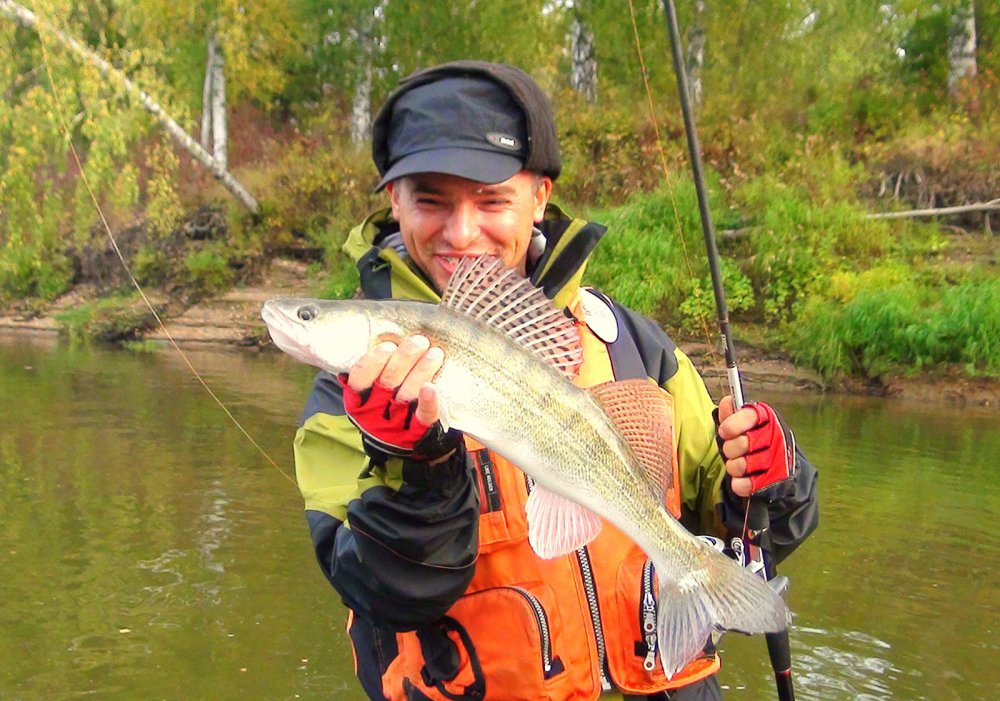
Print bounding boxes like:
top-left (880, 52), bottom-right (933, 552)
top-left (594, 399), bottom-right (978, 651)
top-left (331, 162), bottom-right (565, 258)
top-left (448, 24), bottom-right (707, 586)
top-left (294, 60), bottom-right (818, 701)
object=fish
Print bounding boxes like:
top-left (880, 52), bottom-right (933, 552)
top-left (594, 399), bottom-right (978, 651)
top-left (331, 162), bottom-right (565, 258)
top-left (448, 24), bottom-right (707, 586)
top-left (261, 255), bottom-right (789, 678)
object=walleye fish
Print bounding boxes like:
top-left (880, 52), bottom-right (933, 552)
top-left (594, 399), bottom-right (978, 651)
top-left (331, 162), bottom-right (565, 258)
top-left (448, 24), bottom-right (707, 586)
top-left (262, 255), bottom-right (789, 677)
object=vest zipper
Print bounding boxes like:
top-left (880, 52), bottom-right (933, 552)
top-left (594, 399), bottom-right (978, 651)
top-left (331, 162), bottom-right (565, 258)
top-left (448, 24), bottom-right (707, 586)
top-left (510, 586), bottom-right (553, 676)
top-left (525, 474), bottom-right (611, 690)
top-left (576, 547), bottom-right (612, 691)
top-left (640, 560), bottom-right (658, 672)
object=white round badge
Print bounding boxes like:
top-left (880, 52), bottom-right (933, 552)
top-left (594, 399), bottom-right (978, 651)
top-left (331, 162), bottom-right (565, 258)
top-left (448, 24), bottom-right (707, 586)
top-left (580, 289), bottom-right (619, 344)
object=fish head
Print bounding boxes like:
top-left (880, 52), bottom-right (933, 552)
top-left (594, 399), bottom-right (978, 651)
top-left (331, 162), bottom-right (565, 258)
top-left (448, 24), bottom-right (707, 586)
top-left (261, 298), bottom-right (385, 374)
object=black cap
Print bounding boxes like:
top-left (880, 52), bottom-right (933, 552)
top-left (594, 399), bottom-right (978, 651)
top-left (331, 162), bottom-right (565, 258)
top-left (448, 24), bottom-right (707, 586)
top-left (372, 61), bottom-right (561, 190)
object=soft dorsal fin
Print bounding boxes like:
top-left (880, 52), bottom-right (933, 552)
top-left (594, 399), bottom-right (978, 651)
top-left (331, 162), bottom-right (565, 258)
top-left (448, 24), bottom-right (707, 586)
top-left (588, 379), bottom-right (675, 501)
top-left (440, 255), bottom-right (582, 379)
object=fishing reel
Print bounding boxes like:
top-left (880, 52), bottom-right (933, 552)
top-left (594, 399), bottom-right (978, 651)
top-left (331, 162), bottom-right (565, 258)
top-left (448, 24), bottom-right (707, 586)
top-left (698, 535), bottom-right (766, 578)
top-left (698, 534), bottom-right (791, 600)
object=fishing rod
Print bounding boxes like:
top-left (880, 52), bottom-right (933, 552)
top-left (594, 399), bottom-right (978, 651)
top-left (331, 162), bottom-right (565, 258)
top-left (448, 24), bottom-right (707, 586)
top-left (657, 1), bottom-right (795, 699)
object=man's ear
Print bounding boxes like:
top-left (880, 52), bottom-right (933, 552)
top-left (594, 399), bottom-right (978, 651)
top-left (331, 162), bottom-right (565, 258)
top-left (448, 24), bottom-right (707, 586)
top-left (533, 177), bottom-right (553, 222)
top-left (386, 181), bottom-right (400, 220)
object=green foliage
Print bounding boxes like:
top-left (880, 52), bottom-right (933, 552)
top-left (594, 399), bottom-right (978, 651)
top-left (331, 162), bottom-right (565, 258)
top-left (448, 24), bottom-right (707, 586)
top-left (314, 252), bottom-right (361, 300)
top-left (583, 173), bottom-right (743, 331)
top-left (678, 259), bottom-right (755, 330)
top-left (556, 106), bottom-right (670, 209)
top-left (245, 137), bottom-right (380, 254)
top-left (730, 150), bottom-right (898, 321)
top-left (0, 245), bottom-right (72, 302)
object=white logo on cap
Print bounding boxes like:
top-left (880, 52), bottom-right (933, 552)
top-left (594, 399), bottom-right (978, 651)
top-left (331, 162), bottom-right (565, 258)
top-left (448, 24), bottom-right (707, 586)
top-left (487, 133), bottom-right (521, 150)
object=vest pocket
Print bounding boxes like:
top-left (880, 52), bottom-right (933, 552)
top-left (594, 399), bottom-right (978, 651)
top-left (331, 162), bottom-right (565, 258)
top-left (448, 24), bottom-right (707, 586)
top-left (603, 555), bottom-right (720, 693)
top-left (383, 582), bottom-right (575, 701)
top-left (604, 554), bottom-right (670, 693)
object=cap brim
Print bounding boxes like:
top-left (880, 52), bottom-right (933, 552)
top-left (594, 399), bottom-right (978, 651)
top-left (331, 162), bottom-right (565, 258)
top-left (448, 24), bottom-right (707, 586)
top-left (375, 147), bottom-right (524, 191)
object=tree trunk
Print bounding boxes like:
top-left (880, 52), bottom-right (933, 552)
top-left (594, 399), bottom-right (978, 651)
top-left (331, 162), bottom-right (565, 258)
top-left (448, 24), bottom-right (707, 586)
top-left (350, 60), bottom-right (372, 148)
top-left (0, 0), bottom-right (258, 215)
top-left (570, 12), bottom-right (597, 104)
top-left (201, 34), bottom-right (215, 149)
top-left (349, 3), bottom-right (385, 149)
top-left (947, 0), bottom-right (977, 99)
top-left (686, 0), bottom-right (706, 111)
top-left (210, 37), bottom-right (227, 170)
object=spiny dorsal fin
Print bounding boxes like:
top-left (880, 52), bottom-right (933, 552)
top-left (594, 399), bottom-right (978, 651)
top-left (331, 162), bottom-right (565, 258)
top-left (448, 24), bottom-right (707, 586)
top-left (441, 255), bottom-right (582, 379)
top-left (588, 379), bottom-right (675, 500)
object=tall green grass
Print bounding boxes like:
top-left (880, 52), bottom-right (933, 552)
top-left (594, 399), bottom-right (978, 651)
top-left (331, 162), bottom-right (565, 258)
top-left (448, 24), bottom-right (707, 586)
top-left (582, 175), bottom-right (752, 331)
top-left (790, 272), bottom-right (1000, 381)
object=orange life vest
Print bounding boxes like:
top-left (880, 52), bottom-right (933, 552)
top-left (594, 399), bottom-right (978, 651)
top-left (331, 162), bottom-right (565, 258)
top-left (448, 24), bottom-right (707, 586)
top-left (369, 292), bottom-right (721, 700)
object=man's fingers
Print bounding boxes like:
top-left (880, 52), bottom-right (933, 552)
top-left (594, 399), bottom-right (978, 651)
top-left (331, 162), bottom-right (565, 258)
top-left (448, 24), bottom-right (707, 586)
top-left (717, 395), bottom-right (735, 423)
top-left (347, 340), bottom-right (397, 390)
top-left (379, 335), bottom-right (431, 389)
top-left (729, 476), bottom-right (753, 498)
top-left (725, 455), bottom-right (748, 479)
top-left (396, 346), bottom-right (445, 403)
top-left (721, 435), bottom-right (750, 461)
top-left (717, 405), bottom-right (760, 441)
top-left (413, 383), bottom-right (440, 427)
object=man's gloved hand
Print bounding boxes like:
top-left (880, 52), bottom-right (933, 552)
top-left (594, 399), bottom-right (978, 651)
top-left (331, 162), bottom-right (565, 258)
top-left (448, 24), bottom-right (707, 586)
top-left (715, 396), bottom-right (796, 498)
top-left (340, 335), bottom-right (461, 461)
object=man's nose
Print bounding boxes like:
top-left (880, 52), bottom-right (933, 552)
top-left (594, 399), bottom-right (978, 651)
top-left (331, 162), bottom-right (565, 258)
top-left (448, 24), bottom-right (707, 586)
top-left (441, 203), bottom-right (479, 249)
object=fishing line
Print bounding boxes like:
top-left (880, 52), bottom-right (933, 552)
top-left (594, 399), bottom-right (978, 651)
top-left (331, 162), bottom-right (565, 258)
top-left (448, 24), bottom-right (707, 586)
top-left (625, 0), bottom-right (723, 390)
top-left (30, 8), bottom-right (295, 486)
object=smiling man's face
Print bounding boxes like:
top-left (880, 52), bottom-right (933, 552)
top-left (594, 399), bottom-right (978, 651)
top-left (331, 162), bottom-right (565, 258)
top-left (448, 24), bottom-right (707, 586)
top-left (387, 171), bottom-right (552, 292)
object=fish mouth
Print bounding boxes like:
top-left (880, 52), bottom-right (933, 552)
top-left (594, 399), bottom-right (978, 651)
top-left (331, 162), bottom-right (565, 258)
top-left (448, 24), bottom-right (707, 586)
top-left (261, 301), bottom-right (318, 367)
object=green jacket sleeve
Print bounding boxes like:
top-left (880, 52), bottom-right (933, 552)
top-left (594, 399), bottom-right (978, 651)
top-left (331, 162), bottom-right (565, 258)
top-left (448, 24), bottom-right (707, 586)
top-left (294, 371), bottom-right (479, 629)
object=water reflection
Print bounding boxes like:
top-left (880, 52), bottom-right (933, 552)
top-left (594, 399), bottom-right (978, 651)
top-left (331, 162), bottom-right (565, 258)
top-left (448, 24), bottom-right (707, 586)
top-left (1, 336), bottom-right (998, 700)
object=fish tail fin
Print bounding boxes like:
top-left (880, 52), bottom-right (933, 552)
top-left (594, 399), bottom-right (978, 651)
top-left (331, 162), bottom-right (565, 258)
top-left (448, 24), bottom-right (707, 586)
top-left (654, 554), bottom-right (790, 679)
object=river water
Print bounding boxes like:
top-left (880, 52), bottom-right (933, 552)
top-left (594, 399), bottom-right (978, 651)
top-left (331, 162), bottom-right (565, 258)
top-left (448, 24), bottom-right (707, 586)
top-left (1, 333), bottom-right (997, 700)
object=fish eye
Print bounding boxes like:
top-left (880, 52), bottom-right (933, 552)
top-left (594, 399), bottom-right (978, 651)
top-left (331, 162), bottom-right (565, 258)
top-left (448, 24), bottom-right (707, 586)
top-left (297, 305), bottom-right (317, 322)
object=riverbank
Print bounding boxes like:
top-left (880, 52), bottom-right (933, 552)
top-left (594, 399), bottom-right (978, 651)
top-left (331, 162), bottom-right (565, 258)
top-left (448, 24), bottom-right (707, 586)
top-left (1, 256), bottom-right (996, 409)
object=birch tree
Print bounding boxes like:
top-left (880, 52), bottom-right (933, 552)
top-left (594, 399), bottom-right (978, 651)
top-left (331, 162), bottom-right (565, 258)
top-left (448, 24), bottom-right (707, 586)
top-left (685, 0), bottom-right (706, 111)
top-left (200, 31), bottom-right (227, 170)
top-left (947, 0), bottom-right (977, 99)
top-left (570, 6), bottom-right (598, 103)
top-left (349, 2), bottom-right (386, 148)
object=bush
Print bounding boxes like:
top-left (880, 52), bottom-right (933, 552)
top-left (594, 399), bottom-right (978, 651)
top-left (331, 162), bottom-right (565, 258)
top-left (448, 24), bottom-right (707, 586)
top-left (583, 174), bottom-right (745, 332)
top-left (182, 246), bottom-right (235, 298)
top-left (789, 272), bottom-right (1000, 381)
top-left (0, 246), bottom-right (72, 302)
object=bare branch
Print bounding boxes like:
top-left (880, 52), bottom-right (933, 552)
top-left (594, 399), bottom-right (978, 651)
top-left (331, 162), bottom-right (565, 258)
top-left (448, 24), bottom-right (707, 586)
top-left (866, 199), bottom-right (1000, 220)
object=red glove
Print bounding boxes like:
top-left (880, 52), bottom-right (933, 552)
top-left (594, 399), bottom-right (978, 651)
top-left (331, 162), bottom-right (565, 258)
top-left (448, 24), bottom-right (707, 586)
top-left (338, 374), bottom-right (460, 460)
top-left (718, 401), bottom-right (797, 494)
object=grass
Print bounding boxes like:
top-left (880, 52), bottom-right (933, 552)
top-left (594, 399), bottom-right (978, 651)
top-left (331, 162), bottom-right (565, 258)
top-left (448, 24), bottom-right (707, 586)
top-left (55, 295), bottom-right (159, 343)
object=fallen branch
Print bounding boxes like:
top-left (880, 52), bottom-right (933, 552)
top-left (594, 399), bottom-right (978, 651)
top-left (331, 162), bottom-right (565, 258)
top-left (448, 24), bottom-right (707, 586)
top-left (866, 198), bottom-right (999, 220)
top-left (0, 0), bottom-right (259, 216)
